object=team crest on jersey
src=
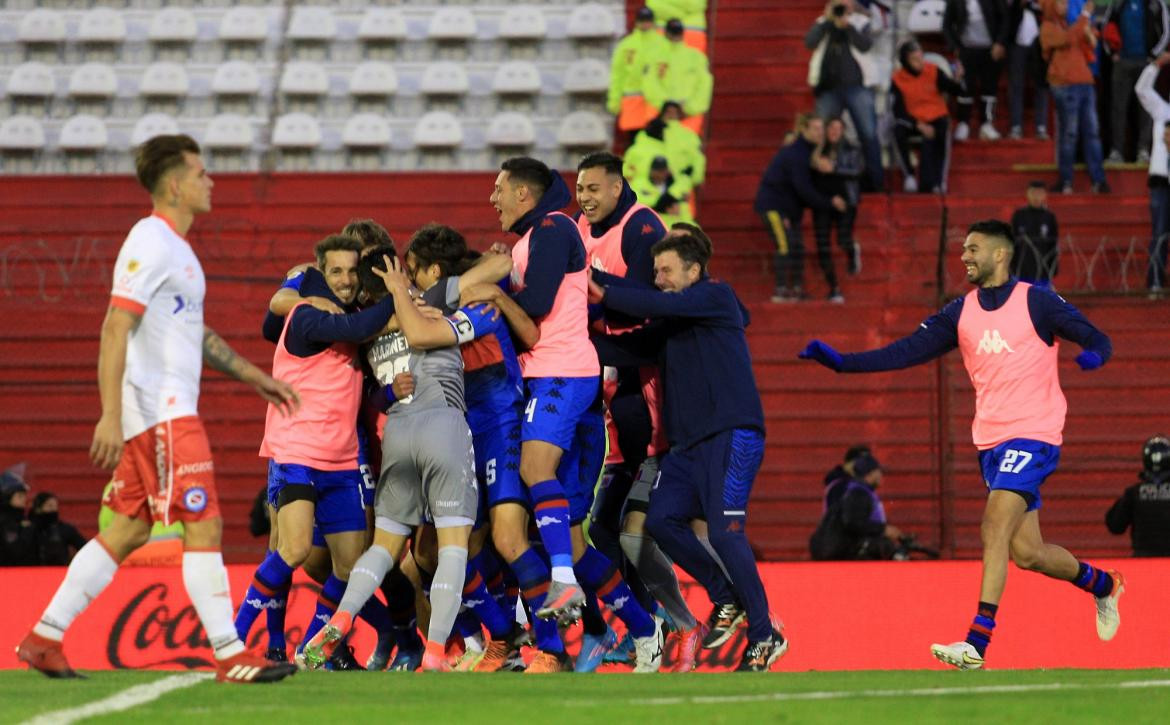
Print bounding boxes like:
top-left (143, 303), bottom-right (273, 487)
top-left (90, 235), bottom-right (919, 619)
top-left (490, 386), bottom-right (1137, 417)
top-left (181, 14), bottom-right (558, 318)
top-left (976, 329), bottom-right (1015, 355)
top-left (541, 217), bottom-right (556, 227)
top-left (183, 487), bottom-right (208, 513)
top-left (126, 259), bottom-right (140, 274)
top-left (641, 224), bottom-right (655, 235)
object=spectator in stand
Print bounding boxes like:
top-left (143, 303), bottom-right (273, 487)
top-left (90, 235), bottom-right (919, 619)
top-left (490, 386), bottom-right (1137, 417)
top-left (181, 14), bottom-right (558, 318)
top-left (1100, 0), bottom-right (1169, 163)
top-left (647, 0), bottom-right (709, 54)
top-left (30, 493), bottom-right (87, 566)
top-left (0, 468), bottom-right (37, 566)
top-left (944, 0), bottom-right (1012, 141)
top-left (822, 444), bottom-right (873, 486)
top-left (1105, 434), bottom-right (1170, 556)
top-left (812, 117), bottom-right (864, 303)
top-left (644, 18), bottom-right (713, 135)
top-left (1134, 52), bottom-right (1170, 298)
top-left (1042, 0), bottom-right (1111, 194)
top-left (623, 103), bottom-right (706, 197)
top-left (1010, 180), bottom-right (1060, 286)
top-left (631, 155), bottom-right (694, 227)
top-left (607, 7), bottom-right (670, 138)
top-left (805, 1), bottom-right (885, 191)
top-left (891, 40), bottom-right (965, 194)
top-left (1008, 0), bottom-right (1052, 139)
top-left (755, 113), bottom-right (848, 303)
top-left (809, 453), bottom-right (905, 560)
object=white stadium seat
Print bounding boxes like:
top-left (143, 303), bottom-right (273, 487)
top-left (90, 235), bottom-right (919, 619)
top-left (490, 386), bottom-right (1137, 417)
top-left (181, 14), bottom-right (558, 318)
top-left (0, 116), bottom-right (46, 150)
top-left (18, 10), bottom-right (65, 44)
top-left (486, 112), bottom-right (535, 147)
top-left (131, 113), bottom-right (180, 146)
top-left (78, 8), bottom-right (127, 45)
top-left (419, 62), bottom-right (469, 97)
top-left (218, 7), bottom-right (268, 43)
top-left (497, 7), bottom-right (547, 41)
top-left (557, 111), bottom-right (608, 148)
top-left (212, 61), bottom-right (260, 96)
top-left (492, 61), bottom-right (542, 95)
top-left (279, 61), bottom-right (329, 96)
top-left (413, 111), bottom-right (463, 148)
top-left (342, 114), bottom-right (392, 149)
top-left (148, 7), bottom-right (199, 44)
top-left (140, 62), bottom-right (189, 97)
top-left (287, 7), bottom-right (337, 42)
top-left (563, 58), bottom-right (610, 95)
top-left (428, 8), bottom-right (477, 42)
top-left (204, 113), bottom-right (255, 149)
top-left (272, 112), bottom-right (322, 148)
top-left (68, 63), bottom-right (118, 98)
top-left (59, 115), bottom-right (109, 150)
top-left (7, 62), bottom-right (54, 98)
top-left (357, 8), bottom-right (408, 42)
top-left (566, 4), bottom-right (618, 40)
top-left (349, 61), bottom-right (398, 97)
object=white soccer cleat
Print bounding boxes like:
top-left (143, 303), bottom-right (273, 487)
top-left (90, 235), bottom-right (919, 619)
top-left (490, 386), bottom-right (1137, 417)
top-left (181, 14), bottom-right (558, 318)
top-left (1095, 570), bottom-right (1125, 641)
top-left (954, 122), bottom-right (970, 142)
top-left (633, 617), bottom-right (665, 673)
top-left (978, 123), bottom-right (1001, 141)
top-left (930, 641), bottom-right (983, 670)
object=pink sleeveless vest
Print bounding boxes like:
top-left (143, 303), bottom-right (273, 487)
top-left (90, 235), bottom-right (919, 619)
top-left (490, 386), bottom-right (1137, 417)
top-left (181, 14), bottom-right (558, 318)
top-left (259, 302), bottom-right (363, 469)
top-left (510, 211), bottom-right (600, 378)
top-left (957, 283), bottom-right (1066, 450)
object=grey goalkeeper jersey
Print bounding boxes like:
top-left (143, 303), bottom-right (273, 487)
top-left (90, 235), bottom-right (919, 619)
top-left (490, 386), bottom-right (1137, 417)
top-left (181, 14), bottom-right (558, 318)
top-left (366, 277), bottom-right (465, 416)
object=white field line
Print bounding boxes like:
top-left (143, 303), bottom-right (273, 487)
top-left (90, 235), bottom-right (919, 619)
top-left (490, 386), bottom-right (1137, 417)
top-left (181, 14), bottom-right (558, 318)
top-left (564, 678), bottom-right (1170, 708)
top-left (21, 672), bottom-right (214, 725)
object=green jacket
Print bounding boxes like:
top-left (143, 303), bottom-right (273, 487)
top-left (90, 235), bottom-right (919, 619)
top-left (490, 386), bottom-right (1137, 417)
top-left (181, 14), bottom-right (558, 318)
top-left (631, 173), bottom-right (695, 228)
top-left (607, 28), bottom-right (672, 115)
top-left (643, 40), bottom-right (713, 117)
top-left (623, 121), bottom-right (706, 189)
top-left (647, 0), bottom-right (709, 31)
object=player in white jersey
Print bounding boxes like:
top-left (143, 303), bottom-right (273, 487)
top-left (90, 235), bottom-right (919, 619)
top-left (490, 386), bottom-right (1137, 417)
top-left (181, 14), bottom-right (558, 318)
top-left (16, 135), bottom-right (300, 684)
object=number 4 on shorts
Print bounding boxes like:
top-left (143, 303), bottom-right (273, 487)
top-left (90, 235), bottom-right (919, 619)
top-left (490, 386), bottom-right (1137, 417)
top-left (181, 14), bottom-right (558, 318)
top-left (525, 397), bottom-right (538, 423)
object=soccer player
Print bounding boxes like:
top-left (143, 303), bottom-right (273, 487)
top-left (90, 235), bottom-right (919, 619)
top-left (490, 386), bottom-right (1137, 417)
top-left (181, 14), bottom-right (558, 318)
top-left (234, 235), bottom-right (399, 669)
top-left (301, 245), bottom-right (487, 672)
top-left (591, 232), bottom-right (789, 672)
top-left (799, 219), bottom-right (1123, 670)
top-left (16, 135), bottom-right (300, 683)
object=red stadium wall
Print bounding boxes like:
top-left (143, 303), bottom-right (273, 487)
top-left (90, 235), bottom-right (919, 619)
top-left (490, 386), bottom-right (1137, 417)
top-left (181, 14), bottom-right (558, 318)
top-left (2, 560), bottom-right (1165, 672)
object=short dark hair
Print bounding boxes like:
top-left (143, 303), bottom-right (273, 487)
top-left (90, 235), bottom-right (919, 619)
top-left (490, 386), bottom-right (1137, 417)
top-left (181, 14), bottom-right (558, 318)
top-left (406, 223), bottom-right (468, 278)
top-left (357, 243), bottom-right (397, 301)
top-left (967, 219), bottom-right (1015, 247)
top-left (341, 218), bottom-right (395, 253)
top-left (134, 134), bottom-right (200, 195)
top-left (456, 249), bottom-right (482, 275)
top-left (669, 221), bottom-right (713, 259)
top-left (844, 444), bottom-right (872, 464)
top-left (652, 232), bottom-right (710, 274)
top-left (501, 156), bottom-right (552, 200)
top-left (577, 151), bottom-right (624, 176)
top-left (314, 234), bottom-right (364, 270)
top-left (31, 491), bottom-right (56, 512)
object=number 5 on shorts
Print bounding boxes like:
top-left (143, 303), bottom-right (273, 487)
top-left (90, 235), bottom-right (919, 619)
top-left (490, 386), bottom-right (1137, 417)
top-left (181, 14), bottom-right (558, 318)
top-left (999, 449), bottom-right (1033, 474)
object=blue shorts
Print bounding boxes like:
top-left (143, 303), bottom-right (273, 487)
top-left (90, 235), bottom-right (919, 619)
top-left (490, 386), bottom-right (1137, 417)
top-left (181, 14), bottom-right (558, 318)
top-left (267, 461), bottom-right (368, 536)
top-left (356, 424), bottom-right (377, 508)
top-left (475, 408), bottom-right (525, 511)
top-left (978, 439), bottom-right (1060, 512)
top-left (557, 407), bottom-right (607, 524)
top-left (521, 376), bottom-right (600, 451)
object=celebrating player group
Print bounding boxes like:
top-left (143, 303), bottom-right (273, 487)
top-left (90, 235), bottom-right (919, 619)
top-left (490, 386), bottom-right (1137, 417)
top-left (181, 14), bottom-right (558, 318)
top-left (15, 135), bottom-right (1123, 682)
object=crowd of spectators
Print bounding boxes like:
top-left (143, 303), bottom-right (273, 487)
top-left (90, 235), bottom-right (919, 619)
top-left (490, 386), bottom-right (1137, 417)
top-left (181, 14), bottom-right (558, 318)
top-left (1, 466), bottom-right (85, 567)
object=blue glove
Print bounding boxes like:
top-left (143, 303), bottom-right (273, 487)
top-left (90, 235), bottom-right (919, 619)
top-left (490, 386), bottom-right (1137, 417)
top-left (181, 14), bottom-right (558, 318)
top-left (798, 340), bottom-right (843, 371)
top-left (1075, 350), bottom-right (1104, 371)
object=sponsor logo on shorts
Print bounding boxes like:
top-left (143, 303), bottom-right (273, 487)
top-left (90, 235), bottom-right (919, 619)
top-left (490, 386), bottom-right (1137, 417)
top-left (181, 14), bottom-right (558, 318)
top-left (177, 461), bottom-right (214, 476)
top-left (183, 487), bottom-right (208, 513)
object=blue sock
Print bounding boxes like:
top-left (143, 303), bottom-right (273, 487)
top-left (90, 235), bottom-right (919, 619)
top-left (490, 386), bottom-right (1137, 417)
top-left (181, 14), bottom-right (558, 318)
top-left (357, 591), bottom-right (393, 635)
top-left (528, 479), bottom-right (574, 572)
top-left (455, 608), bottom-right (481, 639)
top-left (575, 546), bottom-right (655, 639)
top-left (510, 548), bottom-right (563, 654)
top-left (235, 550), bottom-right (295, 644)
top-left (579, 593), bottom-right (608, 637)
top-left (302, 574), bottom-right (346, 647)
top-left (379, 568), bottom-right (421, 650)
top-left (1073, 562), bottom-right (1115, 598)
top-left (964, 601), bottom-right (997, 656)
top-left (265, 582), bottom-right (290, 652)
top-left (462, 561), bottom-right (513, 639)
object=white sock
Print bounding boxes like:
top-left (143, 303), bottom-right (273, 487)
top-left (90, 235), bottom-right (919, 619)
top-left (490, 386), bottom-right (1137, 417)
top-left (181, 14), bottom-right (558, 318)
top-left (34, 539), bottom-right (119, 641)
top-left (182, 551), bottom-right (245, 660)
top-left (550, 566), bottom-right (576, 584)
top-left (426, 546), bottom-right (468, 645)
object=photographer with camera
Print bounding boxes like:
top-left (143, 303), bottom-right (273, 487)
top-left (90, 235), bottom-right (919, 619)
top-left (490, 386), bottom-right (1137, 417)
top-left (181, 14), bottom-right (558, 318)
top-left (809, 452), bottom-right (906, 560)
top-left (805, 0), bottom-right (884, 191)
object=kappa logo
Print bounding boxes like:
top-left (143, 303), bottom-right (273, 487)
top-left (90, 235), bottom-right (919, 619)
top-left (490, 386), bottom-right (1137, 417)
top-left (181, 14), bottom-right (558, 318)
top-left (976, 329), bottom-right (1015, 355)
top-left (534, 515), bottom-right (563, 528)
top-left (611, 595), bottom-right (629, 611)
top-left (315, 613), bottom-right (330, 624)
top-left (245, 597), bottom-right (284, 610)
top-left (464, 599), bottom-right (485, 608)
top-left (641, 224), bottom-right (655, 235)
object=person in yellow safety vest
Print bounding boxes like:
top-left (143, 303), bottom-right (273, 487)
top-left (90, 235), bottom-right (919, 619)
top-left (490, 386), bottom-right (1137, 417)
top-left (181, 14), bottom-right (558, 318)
top-left (643, 19), bottom-right (713, 136)
top-left (608, 6), bottom-right (672, 135)
top-left (623, 103), bottom-right (706, 193)
top-left (647, 0), bottom-right (709, 54)
top-left (99, 480), bottom-right (184, 566)
top-left (631, 155), bottom-right (695, 228)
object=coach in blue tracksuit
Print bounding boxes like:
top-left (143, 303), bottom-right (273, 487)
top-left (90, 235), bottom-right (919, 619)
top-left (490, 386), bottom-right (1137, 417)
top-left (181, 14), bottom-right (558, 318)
top-left (589, 232), bottom-right (787, 672)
